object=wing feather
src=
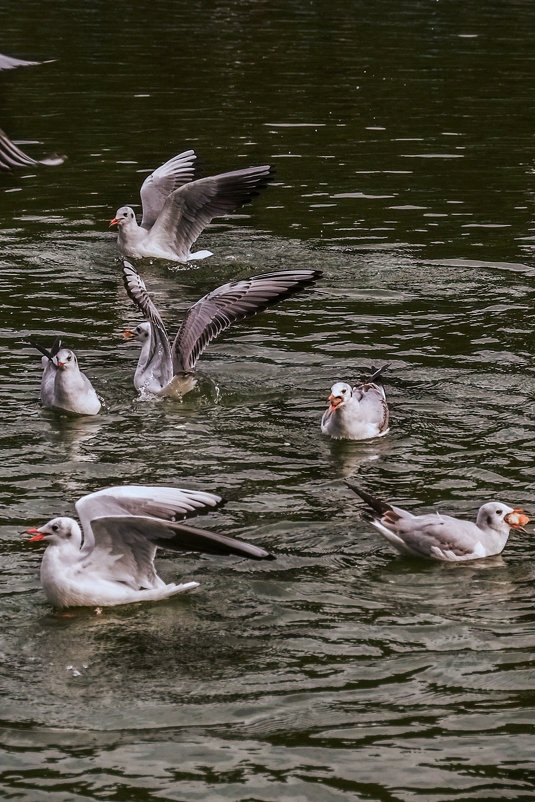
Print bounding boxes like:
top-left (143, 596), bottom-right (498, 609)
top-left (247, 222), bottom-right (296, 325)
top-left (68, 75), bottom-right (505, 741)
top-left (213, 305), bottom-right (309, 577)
top-left (147, 165), bottom-right (272, 260)
top-left (76, 485), bottom-right (223, 551)
top-left (140, 150), bottom-right (197, 230)
top-left (122, 260), bottom-right (173, 377)
top-left (172, 269), bottom-right (321, 373)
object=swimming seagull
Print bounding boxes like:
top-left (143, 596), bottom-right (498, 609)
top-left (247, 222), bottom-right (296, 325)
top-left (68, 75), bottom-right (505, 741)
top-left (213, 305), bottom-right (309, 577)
top-left (321, 365), bottom-right (390, 440)
top-left (109, 149), bottom-right (272, 262)
top-left (28, 338), bottom-right (101, 416)
top-left (121, 259), bottom-right (321, 397)
top-left (346, 481), bottom-right (530, 561)
top-left (25, 484), bottom-right (275, 608)
top-left (0, 127), bottom-right (66, 170)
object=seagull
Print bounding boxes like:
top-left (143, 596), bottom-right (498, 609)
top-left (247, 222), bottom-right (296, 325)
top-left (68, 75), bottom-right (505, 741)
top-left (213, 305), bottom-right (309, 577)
top-left (25, 484), bottom-right (274, 608)
top-left (321, 365), bottom-right (390, 440)
top-left (346, 481), bottom-right (530, 561)
top-left (0, 127), bottom-right (66, 170)
top-left (28, 338), bottom-right (101, 416)
top-left (109, 149), bottom-right (271, 262)
top-left (121, 259), bottom-right (321, 397)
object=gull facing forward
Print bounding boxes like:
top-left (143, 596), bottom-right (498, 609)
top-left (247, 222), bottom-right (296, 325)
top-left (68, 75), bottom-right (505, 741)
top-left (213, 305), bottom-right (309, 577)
top-left (122, 260), bottom-right (320, 397)
top-left (29, 338), bottom-right (101, 416)
top-left (346, 481), bottom-right (530, 561)
top-left (26, 485), bottom-right (274, 608)
top-left (321, 365), bottom-right (390, 440)
top-left (109, 149), bottom-right (271, 262)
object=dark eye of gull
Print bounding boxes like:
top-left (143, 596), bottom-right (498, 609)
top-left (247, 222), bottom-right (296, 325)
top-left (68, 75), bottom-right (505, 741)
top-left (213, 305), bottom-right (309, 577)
top-left (496, 510), bottom-right (502, 516)
top-left (52, 524), bottom-right (59, 532)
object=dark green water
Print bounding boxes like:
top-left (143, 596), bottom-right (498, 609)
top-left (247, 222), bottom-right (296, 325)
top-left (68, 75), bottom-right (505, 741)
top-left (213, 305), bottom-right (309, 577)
top-left (1, 1), bottom-right (535, 799)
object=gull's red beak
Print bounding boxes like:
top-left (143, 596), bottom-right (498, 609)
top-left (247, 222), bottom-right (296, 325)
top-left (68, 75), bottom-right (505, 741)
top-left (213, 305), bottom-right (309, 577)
top-left (109, 217), bottom-right (119, 228)
top-left (57, 360), bottom-right (65, 369)
top-left (123, 329), bottom-right (134, 340)
top-left (26, 527), bottom-right (44, 541)
top-left (504, 509), bottom-right (530, 531)
top-left (328, 394), bottom-right (343, 411)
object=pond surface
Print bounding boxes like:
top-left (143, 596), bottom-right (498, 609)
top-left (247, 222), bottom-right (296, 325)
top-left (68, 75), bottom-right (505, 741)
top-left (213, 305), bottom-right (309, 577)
top-left (1, 0), bottom-right (535, 799)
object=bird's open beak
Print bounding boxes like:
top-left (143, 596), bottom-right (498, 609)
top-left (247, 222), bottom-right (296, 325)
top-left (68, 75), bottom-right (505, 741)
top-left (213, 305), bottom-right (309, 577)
top-left (26, 527), bottom-right (45, 541)
top-left (504, 509), bottom-right (530, 532)
top-left (328, 394), bottom-right (343, 411)
top-left (56, 360), bottom-right (65, 369)
top-left (123, 329), bottom-right (134, 340)
top-left (109, 218), bottom-right (119, 228)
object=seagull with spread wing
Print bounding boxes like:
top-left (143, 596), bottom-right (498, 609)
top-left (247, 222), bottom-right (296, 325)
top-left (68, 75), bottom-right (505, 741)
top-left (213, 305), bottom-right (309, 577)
top-left (26, 485), bottom-right (274, 608)
top-left (109, 149), bottom-right (271, 262)
top-left (121, 259), bottom-right (321, 397)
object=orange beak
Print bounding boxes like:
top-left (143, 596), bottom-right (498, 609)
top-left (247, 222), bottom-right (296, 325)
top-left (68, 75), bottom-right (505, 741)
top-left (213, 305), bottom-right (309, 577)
top-left (123, 329), bottom-right (134, 340)
top-left (504, 509), bottom-right (530, 531)
top-left (57, 360), bottom-right (65, 369)
top-left (328, 394), bottom-right (343, 411)
top-left (26, 527), bottom-right (44, 541)
top-left (109, 217), bottom-right (120, 227)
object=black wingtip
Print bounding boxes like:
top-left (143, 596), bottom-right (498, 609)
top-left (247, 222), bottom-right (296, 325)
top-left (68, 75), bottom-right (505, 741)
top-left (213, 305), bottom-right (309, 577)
top-left (345, 481), bottom-right (392, 516)
top-left (26, 336), bottom-right (62, 360)
top-left (365, 363), bottom-right (390, 383)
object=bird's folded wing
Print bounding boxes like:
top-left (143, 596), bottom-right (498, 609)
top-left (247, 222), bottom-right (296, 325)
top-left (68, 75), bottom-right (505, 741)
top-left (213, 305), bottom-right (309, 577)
top-left (172, 269), bottom-right (321, 373)
top-left (147, 165), bottom-right (272, 259)
top-left (390, 515), bottom-right (481, 558)
top-left (140, 150), bottom-right (197, 230)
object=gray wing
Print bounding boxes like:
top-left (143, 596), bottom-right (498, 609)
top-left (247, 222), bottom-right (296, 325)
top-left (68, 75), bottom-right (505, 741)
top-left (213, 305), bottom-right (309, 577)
top-left (353, 384), bottom-right (389, 432)
top-left (383, 513), bottom-right (485, 559)
top-left (85, 514), bottom-right (273, 589)
top-left (95, 515), bottom-right (274, 560)
top-left (140, 150), bottom-right (197, 230)
top-left (172, 269), bottom-right (321, 373)
top-left (146, 165), bottom-right (272, 260)
top-left (0, 128), bottom-right (65, 171)
top-left (0, 52), bottom-right (53, 70)
top-left (75, 485), bottom-right (224, 550)
top-left (122, 260), bottom-right (172, 367)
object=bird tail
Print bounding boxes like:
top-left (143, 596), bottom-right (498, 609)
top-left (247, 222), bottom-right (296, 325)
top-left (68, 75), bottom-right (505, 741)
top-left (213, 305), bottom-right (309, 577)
top-left (345, 481), bottom-right (393, 517)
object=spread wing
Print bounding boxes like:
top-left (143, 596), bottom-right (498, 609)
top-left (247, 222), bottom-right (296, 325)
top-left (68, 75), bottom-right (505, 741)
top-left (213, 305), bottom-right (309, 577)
top-left (122, 259), bottom-right (172, 368)
top-left (76, 485), bottom-right (223, 549)
top-left (140, 150), bottom-right (197, 230)
top-left (146, 165), bottom-right (272, 261)
top-left (0, 52), bottom-right (54, 70)
top-left (172, 269), bottom-right (321, 373)
top-left (0, 128), bottom-right (65, 170)
top-left (74, 485), bottom-right (272, 586)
